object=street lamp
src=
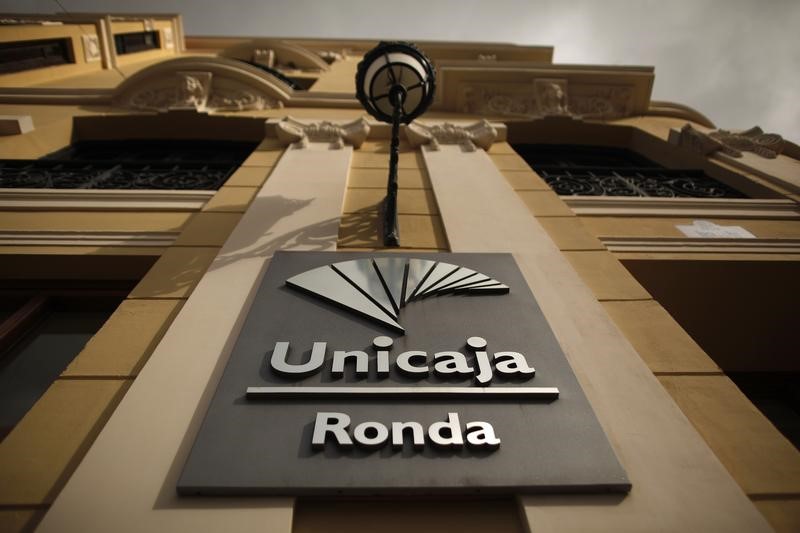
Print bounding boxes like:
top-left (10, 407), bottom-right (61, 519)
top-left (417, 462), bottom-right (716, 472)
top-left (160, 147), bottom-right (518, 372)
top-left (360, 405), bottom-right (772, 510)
top-left (356, 42), bottom-right (436, 246)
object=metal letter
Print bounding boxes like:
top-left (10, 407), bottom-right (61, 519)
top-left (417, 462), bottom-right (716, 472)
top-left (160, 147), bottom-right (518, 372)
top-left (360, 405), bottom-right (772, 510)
top-left (331, 350), bottom-right (369, 378)
top-left (373, 336), bottom-right (393, 377)
top-left (494, 351), bottom-right (535, 377)
top-left (465, 421), bottom-right (501, 449)
top-left (311, 412), bottom-right (353, 450)
top-left (433, 351), bottom-right (474, 378)
top-left (395, 350), bottom-right (429, 377)
top-left (467, 337), bottom-right (493, 386)
top-left (353, 421), bottom-right (389, 449)
top-left (391, 421), bottom-right (425, 449)
top-left (270, 341), bottom-right (326, 378)
top-left (428, 412), bottom-right (464, 448)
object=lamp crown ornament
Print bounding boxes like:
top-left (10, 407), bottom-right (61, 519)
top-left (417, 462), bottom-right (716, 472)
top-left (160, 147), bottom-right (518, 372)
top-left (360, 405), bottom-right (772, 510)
top-left (355, 41), bottom-right (436, 246)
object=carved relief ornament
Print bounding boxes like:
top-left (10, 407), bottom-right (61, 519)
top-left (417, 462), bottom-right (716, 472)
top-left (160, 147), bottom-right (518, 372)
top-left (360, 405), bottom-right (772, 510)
top-left (460, 79), bottom-right (633, 120)
top-left (672, 123), bottom-right (785, 159)
top-left (275, 117), bottom-right (370, 149)
top-left (405, 120), bottom-right (498, 152)
top-left (122, 71), bottom-right (282, 113)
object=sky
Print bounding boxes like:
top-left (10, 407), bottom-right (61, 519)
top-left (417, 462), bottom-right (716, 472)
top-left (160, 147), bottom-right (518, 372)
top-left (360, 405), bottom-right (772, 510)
top-left (3, 0), bottom-right (798, 143)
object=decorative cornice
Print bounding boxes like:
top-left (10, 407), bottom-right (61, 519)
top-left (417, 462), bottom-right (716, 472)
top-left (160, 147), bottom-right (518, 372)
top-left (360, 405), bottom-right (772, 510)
top-left (0, 230), bottom-right (179, 247)
top-left (405, 120), bottom-right (498, 151)
top-left (602, 236), bottom-right (800, 255)
top-left (647, 101), bottom-right (715, 129)
top-left (563, 196), bottom-right (800, 219)
top-left (670, 123), bottom-right (785, 159)
top-left (274, 117), bottom-right (370, 149)
top-left (0, 189), bottom-right (212, 211)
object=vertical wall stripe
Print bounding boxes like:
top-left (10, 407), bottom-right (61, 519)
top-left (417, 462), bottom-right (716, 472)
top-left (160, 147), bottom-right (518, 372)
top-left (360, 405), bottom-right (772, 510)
top-left (422, 144), bottom-right (770, 532)
top-left (38, 143), bottom-right (352, 533)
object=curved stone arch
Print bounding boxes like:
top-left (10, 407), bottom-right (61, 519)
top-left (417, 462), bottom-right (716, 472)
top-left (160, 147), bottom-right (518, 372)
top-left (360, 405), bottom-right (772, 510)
top-left (113, 56), bottom-right (294, 113)
top-left (217, 39), bottom-right (330, 71)
top-left (647, 100), bottom-right (716, 129)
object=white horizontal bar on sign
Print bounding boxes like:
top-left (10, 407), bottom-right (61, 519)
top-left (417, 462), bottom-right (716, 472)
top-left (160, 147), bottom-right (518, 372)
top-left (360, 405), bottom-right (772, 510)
top-left (246, 386), bottom-right (560, 400)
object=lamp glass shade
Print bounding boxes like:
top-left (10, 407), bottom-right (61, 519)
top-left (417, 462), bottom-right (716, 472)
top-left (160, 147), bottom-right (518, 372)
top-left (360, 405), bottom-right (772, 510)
top-left (362, 52), bottom-right (426, 118)
top-left (356, 42), bottom-right (436, 124)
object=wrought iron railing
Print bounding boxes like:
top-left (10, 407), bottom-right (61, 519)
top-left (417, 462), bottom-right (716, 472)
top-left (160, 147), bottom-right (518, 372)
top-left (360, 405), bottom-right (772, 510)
top-left (535, 165), bottom-right (747, 198)
top-left (0, 140), bottom-right (257, 190)
top-left (0, 160), bottom-right (234, 190)
top-left (513, 144), bottom-right (748, 199)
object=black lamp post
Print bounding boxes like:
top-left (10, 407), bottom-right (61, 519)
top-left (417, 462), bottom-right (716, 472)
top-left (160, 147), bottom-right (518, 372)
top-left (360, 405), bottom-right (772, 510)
top-left (356, 42), bottom-right (436, 247)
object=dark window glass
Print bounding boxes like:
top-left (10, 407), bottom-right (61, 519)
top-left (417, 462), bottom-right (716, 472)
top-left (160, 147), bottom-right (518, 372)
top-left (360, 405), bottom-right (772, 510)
top-left (0, 292), bottom-right (124, 441)
top-left (0, 140), bottom-right (257, 190)
top-left (512, 144), bottom-right (747, 198)
top-left (0, 38), bottom-right (74, 74)
top-left (729, 373), bottom-right (800, 450)
top-left (114, 31), bottom-right (160, 55)
top-left (241, 60), bottom-right (302, 90)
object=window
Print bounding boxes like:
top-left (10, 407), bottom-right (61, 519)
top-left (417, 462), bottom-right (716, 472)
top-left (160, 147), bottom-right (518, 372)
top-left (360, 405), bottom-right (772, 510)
top-left (512, 144), bottom-right (747, 198)
top-left (241, 60), bottom-right (303, 90)
top-left (729, 372), bottom-right (800, 450)
top-left (114, 31), bottom-right (160, 55)
top-left (0, 38), bottom-right (74, 74)
top-left (0, 284), bottom-right (129, 441)
top-left (0, 139), bottom-right (257, 190)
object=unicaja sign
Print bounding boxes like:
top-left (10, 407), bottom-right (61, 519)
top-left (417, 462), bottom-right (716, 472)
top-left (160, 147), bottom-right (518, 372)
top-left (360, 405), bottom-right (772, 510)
top-left (179, 252), bottom-right (630, 495)
top-left (242, 257), bottom-right (556, 452)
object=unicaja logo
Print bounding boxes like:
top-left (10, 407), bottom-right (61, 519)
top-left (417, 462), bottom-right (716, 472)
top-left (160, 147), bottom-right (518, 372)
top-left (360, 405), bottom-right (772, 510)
top-left (285, 257), bottom-right (509, 333)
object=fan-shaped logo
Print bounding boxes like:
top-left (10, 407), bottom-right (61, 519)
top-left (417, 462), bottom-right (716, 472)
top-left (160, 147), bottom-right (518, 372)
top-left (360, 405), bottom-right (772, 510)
top-left (285, 257), bottom-right (509, 334)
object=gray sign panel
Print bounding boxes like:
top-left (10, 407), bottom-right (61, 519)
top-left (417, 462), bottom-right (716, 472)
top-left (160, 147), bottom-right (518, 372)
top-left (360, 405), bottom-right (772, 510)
top-left (178, 251), bottom-right (630, 495)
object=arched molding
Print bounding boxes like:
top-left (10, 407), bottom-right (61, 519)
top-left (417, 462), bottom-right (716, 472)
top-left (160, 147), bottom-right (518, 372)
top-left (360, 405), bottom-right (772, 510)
top-left (112, 56), bottom-right (294, 113)
top-left (217, 39), bottom-right (330, 72)
top-left (647, 100), bottom-right (715, 129)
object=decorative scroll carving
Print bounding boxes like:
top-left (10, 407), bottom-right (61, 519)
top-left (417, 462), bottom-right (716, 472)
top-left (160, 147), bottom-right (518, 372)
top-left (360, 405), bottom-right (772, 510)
top-left (460, 81), bottom-right (633, 120)
top-left (163, 27), bottom-right (175, 50)
top-left (568, 85), bottom-right (633, 119)
top-left (275, 117), bottom-right (370, 149)
top-left (252, 48), bottom-right (276, 68)
top-left (669, 124), bottom-right (725, 155)
top-left (709, 127), bottom-right (785, 159)
top-left (670, 124), bottom-right (785, 159)
top-left (122, 70), bottom-right (281, 112)
top-left (82, 34), bottom-right (101, 63)
top-left (318, 50), bottom-right (344, 64)
top-left (405, 120), bottom-right (498, 152)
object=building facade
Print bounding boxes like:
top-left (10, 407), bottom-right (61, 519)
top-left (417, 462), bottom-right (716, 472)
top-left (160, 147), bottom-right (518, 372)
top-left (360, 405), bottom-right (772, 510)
top-left (0, 11), bottom-right (799, 532)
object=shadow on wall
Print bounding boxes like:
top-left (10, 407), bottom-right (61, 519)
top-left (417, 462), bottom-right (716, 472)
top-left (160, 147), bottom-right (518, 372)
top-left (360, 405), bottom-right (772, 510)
top-left (209, 194), bottom-right (341, 273)
top-left (338, 203), bottom-right (382, 249)
top-left (77, 194), bottom-right (347, 299)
